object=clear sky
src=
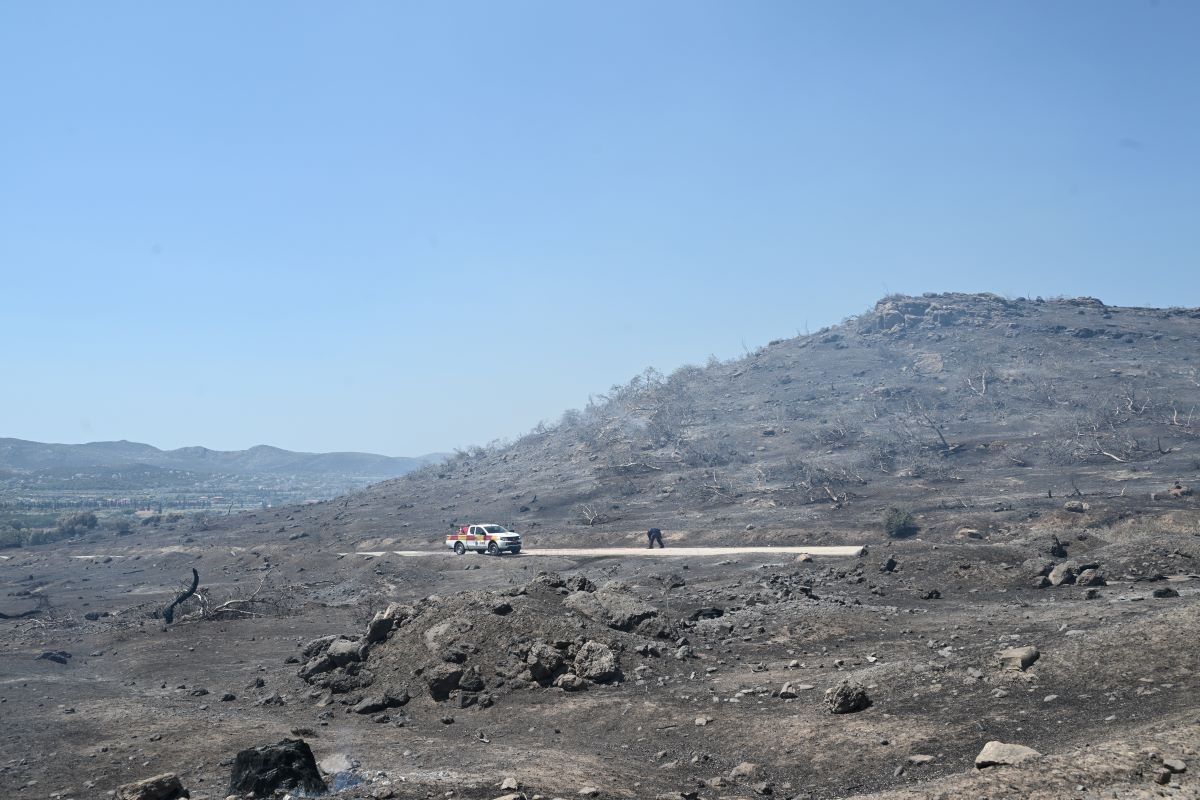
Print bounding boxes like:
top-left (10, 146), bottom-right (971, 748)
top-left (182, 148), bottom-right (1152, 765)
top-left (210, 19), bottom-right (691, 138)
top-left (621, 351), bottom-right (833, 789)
top-left (2, 1), bottom-right (1197, 456)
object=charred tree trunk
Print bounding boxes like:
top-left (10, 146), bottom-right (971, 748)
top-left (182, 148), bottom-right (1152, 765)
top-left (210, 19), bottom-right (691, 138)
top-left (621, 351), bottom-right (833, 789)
top-left (163, 568), bottom-right (199, 624)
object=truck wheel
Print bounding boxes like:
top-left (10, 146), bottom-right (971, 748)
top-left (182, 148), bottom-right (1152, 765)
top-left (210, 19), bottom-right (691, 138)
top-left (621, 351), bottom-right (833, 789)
top-left (454, 542), bottom-right (465, 555)
top-left (488, 541), bottom-right (499, 555)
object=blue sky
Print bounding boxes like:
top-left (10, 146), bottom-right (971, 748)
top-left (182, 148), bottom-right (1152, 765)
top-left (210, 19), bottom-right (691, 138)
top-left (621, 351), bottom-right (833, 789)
top-left (2, 1), bottom-right (1197, 455)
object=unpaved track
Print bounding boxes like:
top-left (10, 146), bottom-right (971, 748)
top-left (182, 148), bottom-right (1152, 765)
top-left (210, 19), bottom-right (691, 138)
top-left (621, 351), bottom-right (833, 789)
top-left (347, 545), bottom-right (866, 558)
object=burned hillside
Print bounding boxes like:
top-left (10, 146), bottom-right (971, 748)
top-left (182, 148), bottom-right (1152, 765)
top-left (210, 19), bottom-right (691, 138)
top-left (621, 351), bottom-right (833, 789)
top-left (287, 293), bottom-right (1200, 550)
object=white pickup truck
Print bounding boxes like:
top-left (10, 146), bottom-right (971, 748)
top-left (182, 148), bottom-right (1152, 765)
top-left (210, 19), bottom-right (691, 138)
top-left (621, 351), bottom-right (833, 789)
top-left (446, 523), bottom-right (522, 555)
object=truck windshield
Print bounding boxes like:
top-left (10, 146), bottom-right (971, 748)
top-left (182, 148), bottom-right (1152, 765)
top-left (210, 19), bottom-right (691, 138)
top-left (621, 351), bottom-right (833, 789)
top-left (482, 525), bottom-right (508, 534)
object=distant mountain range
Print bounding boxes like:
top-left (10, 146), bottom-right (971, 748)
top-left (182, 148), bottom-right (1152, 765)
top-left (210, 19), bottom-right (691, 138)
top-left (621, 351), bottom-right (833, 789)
top-left (0, 438), bottom-right (447, 479)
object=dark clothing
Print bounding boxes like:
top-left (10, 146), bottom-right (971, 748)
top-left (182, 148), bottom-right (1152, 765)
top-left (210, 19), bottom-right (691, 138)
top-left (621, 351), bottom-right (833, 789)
top-left (647, 528), bottom-right (664, 549)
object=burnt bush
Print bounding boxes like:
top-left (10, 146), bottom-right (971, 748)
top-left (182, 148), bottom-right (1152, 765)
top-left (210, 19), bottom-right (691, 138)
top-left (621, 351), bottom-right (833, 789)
top-left (883, 507), bottom-right (917, 537)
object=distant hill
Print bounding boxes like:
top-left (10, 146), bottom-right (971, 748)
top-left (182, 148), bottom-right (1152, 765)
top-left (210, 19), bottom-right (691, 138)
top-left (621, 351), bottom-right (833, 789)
top-left (0, 438), bottom-right (447, 480)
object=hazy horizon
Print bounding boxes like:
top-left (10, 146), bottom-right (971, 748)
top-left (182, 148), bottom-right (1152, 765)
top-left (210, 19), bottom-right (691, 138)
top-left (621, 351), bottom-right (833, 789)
top-left (3, 2), bottom-right (1197, 455)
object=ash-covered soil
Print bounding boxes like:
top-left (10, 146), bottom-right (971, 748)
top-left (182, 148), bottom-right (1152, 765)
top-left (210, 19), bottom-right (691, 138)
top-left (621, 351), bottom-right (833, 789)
top-left (2, 509), bottom-right (1197, 800)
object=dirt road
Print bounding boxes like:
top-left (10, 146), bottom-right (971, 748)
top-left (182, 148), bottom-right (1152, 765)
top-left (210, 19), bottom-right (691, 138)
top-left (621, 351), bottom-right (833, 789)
top-left (347, 545), bottom-right (866, 558)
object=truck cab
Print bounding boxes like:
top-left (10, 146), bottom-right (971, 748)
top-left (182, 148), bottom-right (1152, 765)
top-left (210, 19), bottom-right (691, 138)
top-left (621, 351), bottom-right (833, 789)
top-left (446, 523), bottom-right (522, 555)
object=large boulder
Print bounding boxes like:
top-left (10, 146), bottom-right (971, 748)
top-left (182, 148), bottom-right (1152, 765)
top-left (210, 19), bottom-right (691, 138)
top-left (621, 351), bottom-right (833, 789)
top-left (574, 641), bottom-right (621, 683)
top-left (228, 739), bottom-right (327, 797)
top-left (975, 741), bottom-right (1042, 769)
top-left (116, 773), bottom-right (188, 800)
top-left (824, 680), bottom-right (870, 714)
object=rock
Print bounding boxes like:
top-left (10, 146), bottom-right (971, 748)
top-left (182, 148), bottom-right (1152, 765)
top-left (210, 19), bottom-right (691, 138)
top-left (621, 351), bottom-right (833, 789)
top-left (353, 695), bottom-right (389, 714)
top-left (795, 553), bottom-right (813, 563)
top-left (500, 777), bottom-right (520, 790)
top-left (1048, 535), bottom-right (1069, 558)
top-left (366, 603), bottom-right (411, 644)
top-left (694, 716), bottom-right (711, 726)
top-left (907, 754), bottom-right (935, 765)
top-left (574, 641), bottom-right (621, 683)
top-left (426, 664), bottom-right (463, 700)
top-left (326, 638), bottom-right (363, 666)
top-left (564, 588), bottom-right (658, 631)
top-left (921, 589), bottom-right (942, 600)
top-left (228, 738), bottom-right (327, 797)
top-left (998, 646), bottom-right (1040, 671)
top-left (493, 794), bottom-right (526, 800)
top-left (301, 634), bottom-right (342, 659)
top-left (1152, 587), bottom-right (1180, 598)
top-left (974, 741), bottom-right (1042, 769)
top-left (116, 772), bottom-right (188, 800)
top-left (824, 680), bottom-right (871, 714)
top-left (256, 693), bottom-right (285, 706)
top-left (317, 752), bottom-right (353, 775)
top-left (1048, 561), bottom-right (1078, 586)
top-left (220, 693), bottom-right (236, 702)
top-left (458, 667), bottom-right (486, 692)
top-left (778, 682), bottom-right (798, 699)
top-left (955, 527), bottom-right (983, 540)
top-left (881, 557), bottom-right (897, 573)
top-left (578, 788), bottom-right (600, 797)
top-left (554, 673), bottom-right (588, 692)
top-left (37, 650), bottom-right (72, 665)
top-left (564, 574), bottom-right (595, 592)
top-left (1164, 759), bottom-right (1187, 774)
top-left (526, 641), bottom-right (566, 683)
top-left (298, 655), bottom-right (336, 681)
top-left (730, 761), bottom-right (759, 779)
top-left (1063, 500), bottom-right (1089, 513)
top-left (491, 601), bottom-right (514, 616)
top-left (1076, 568), bottom-right (1106, 587)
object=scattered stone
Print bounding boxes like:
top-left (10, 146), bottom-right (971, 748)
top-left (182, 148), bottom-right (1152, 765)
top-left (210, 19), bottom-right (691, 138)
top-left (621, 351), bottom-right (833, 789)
top-left (824, 680), bottom-right (871, 714)
top-left (998, 646), bottom-right (1040, 671)
top-left (974, 741), bottom-right (1042, 769)
top-left (116, 772), bottom-right (188, 800)
top-left (227, 738), bottom-right (327, 797)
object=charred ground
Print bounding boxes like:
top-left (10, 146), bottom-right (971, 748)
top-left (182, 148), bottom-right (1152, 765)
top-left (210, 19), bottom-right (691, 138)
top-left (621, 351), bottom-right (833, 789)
top-left (2, 293), bottom-right (1198, 800)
